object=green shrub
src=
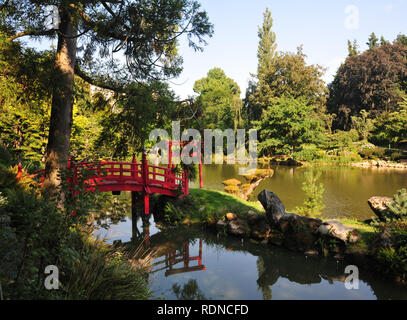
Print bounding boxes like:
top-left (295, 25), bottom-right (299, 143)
top-left (293, 148), bottom-right (321, 161)
top-left (386, 189), bottom-right (407, 221)
top-left (359, 147), bottom-right (385, 160)
top-left (377, 246), bottom-right (407, 281)
top-left (296, 170), bottom-right (325, 217)
top-left (391, 151), bottom-right (404, 161)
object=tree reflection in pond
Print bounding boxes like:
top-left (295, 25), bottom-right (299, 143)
top-left (173, 279), bottom-right (207, 300)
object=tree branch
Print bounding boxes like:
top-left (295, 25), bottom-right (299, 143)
top-left (8, 29), bottom-right (57, 41)
top-left (74, 64), bottom-right (127, 93)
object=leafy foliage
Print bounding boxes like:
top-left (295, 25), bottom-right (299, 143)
top-left (193, 68), bottom-right (242, 131)
top-left (328, 43), bottom-right (407, 130)
top-left (254, 97), bottom-right (325, 155)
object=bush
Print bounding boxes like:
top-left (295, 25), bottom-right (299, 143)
top-left (391, 151), bottom-right (404, 161)
top-left (296, 170), bottom-right (325, 217)
top-left (359, 147), bottom-right (385, 160)
top-left (386, 189), bottom-right (407, 221)
top-left (293, 148), bottom-right (321, 161)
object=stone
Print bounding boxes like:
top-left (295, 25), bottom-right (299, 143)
top-left (258, 190), bottom-right (286, 225)
top-left (278, 213), bottom-right (323, 252)
top-left (216, 219), bottom-right (227, 232)
top-left (305, 250), bottom-right (319, 256)
top-left (225, 213), bottom-right (237, 221)
top-left (227, 218), bottom-right (249, 237)
top-left (318, 220), bottom-right (361, 244)
top-left (250, 216), bottom-right (270, 240)
top-left (367, 196), bottom-right (392, 220)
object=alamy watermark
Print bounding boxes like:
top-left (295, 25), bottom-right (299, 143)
top-left (344, 265), bottom-right (359, 290)
top-left (147, 121), bottom-right (258, 175)
top-left (44, 265), bottom-right (59, 290)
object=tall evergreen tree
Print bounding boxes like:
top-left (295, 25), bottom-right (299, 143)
top-left (347, 39), bottom-right (359, 56)
top-left (367, 32), bottom-right (379, 49)
top-left (257, 8), bottom-right (277, 81)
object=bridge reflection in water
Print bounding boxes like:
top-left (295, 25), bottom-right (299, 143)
top-left (151, 239), bottom-right (205, 277)
top-left (131, 220), bottom-right (206, 278)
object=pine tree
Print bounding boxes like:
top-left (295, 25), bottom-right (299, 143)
top-left (257, 8), bottom-right (277, 80)
top-left (367, 32), bottom-right (379, 49)
top-left (347, 39), bottom-right (359, 56)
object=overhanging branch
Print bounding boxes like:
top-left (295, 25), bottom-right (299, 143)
top-left (74, 64), bottom-right (127, 93)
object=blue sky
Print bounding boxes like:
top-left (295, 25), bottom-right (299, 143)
top-left (28, 1), bottom-right (407, 99)
top-left (169, 0), bottom-right (407, 99)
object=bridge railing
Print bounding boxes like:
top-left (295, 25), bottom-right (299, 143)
top-left (18, 156), bottom-right (189, 196)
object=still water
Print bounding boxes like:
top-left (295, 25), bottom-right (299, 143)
top-left (97, 165), bottom-right (407, 300)
top-left (99, 216), bottom-right (407, 300)
top-left (191, 164), bottom-right (407, 220)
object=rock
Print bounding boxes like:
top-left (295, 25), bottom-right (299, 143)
top-left (305, 250), bottom-right (319, 256)
top-left (216, 219), bottom-right (227, 232)
top-left (278, 213), bottom-right (323, 252)
top-left (258, 190), bottom-right (286, 225)
top-left (246, 211), bottom-right (263, 225)
top-left (227, 218), bottom-right (249, 237)
top-left (225, 213), bottom-right (237, 221)
top-left (250, 215), bottom-right (270, 240)
top-left (368, 196), bottom-right (392, 220)
top-left (318, 220), bottom-right (360, 244)
top-left (199, 207), bottom-right (205, 212)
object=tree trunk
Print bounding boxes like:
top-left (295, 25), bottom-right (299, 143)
top-left (43, 8), bottom-right (77, 194)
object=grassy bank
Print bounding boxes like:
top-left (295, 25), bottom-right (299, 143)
top-left (152, 188), bottom-right (265, 226)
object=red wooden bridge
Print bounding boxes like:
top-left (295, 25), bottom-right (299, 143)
top-left (17, 141), bottom-right (203, 215)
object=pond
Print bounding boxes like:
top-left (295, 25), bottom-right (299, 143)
top-left (98, 216), bottom-right (407, 300)
top-left (96, 164), bottom-right (407, 300)
top-left (190, 164), bottom-right (407, 221)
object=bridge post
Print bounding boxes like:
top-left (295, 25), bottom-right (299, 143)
top-left (184, 169), bottom-right (189, 196)
top-left (16, 163), bottom-right (22, 181)
top-left (132, 154), bottom-right (137, 178)
top-left (142, 153), bottom-right (150, 215)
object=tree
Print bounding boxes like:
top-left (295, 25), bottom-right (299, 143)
top-left (395, 33), bottom-right (407, 46)
top-left (253, 97), bottom-right (325, 155)
top-left (96, 81), bottom-right (179, 159)
top-left (351, 109), bottom-right (374, 141)
top-left (193, 68), bottom-right (242, 131)
top-left (380, 36), bottom-right (389, 46)
top-left (347, 39), bottom-right (359, 56)
top-left (1, 0), bottom-right (213, 191)
top-left (296, 170), bottom-right (325, 217)
top-left (367, 32), bottom-right (379, 49)
top-left (243, 8), bottom-right (277, 125)
top-left (0, 32), bottom-right (54, 164)
top-left (372, 94), bottom-right (407, 146)
top-left (327, 43), bottom-right (407, 130)
top-left (257, 8), bottom-right (277, 81)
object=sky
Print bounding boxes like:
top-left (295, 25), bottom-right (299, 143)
top-left (168, 0), bottom-right (407, 99)
top-left (28, 0), bottom-right (407, 100)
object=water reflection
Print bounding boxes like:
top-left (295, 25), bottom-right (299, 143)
top-left (151, 239), bottom-right (206, 277)
top-left (119, 217), bottom-right (407, 300)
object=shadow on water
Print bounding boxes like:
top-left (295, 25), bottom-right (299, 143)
top-left (113, 216), bottom-right (407, 300)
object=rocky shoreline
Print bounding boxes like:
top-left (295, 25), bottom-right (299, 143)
top-left (350, 160), bottom-right (407, 169)
top-left (213, 190), bottom-right (366, 259)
